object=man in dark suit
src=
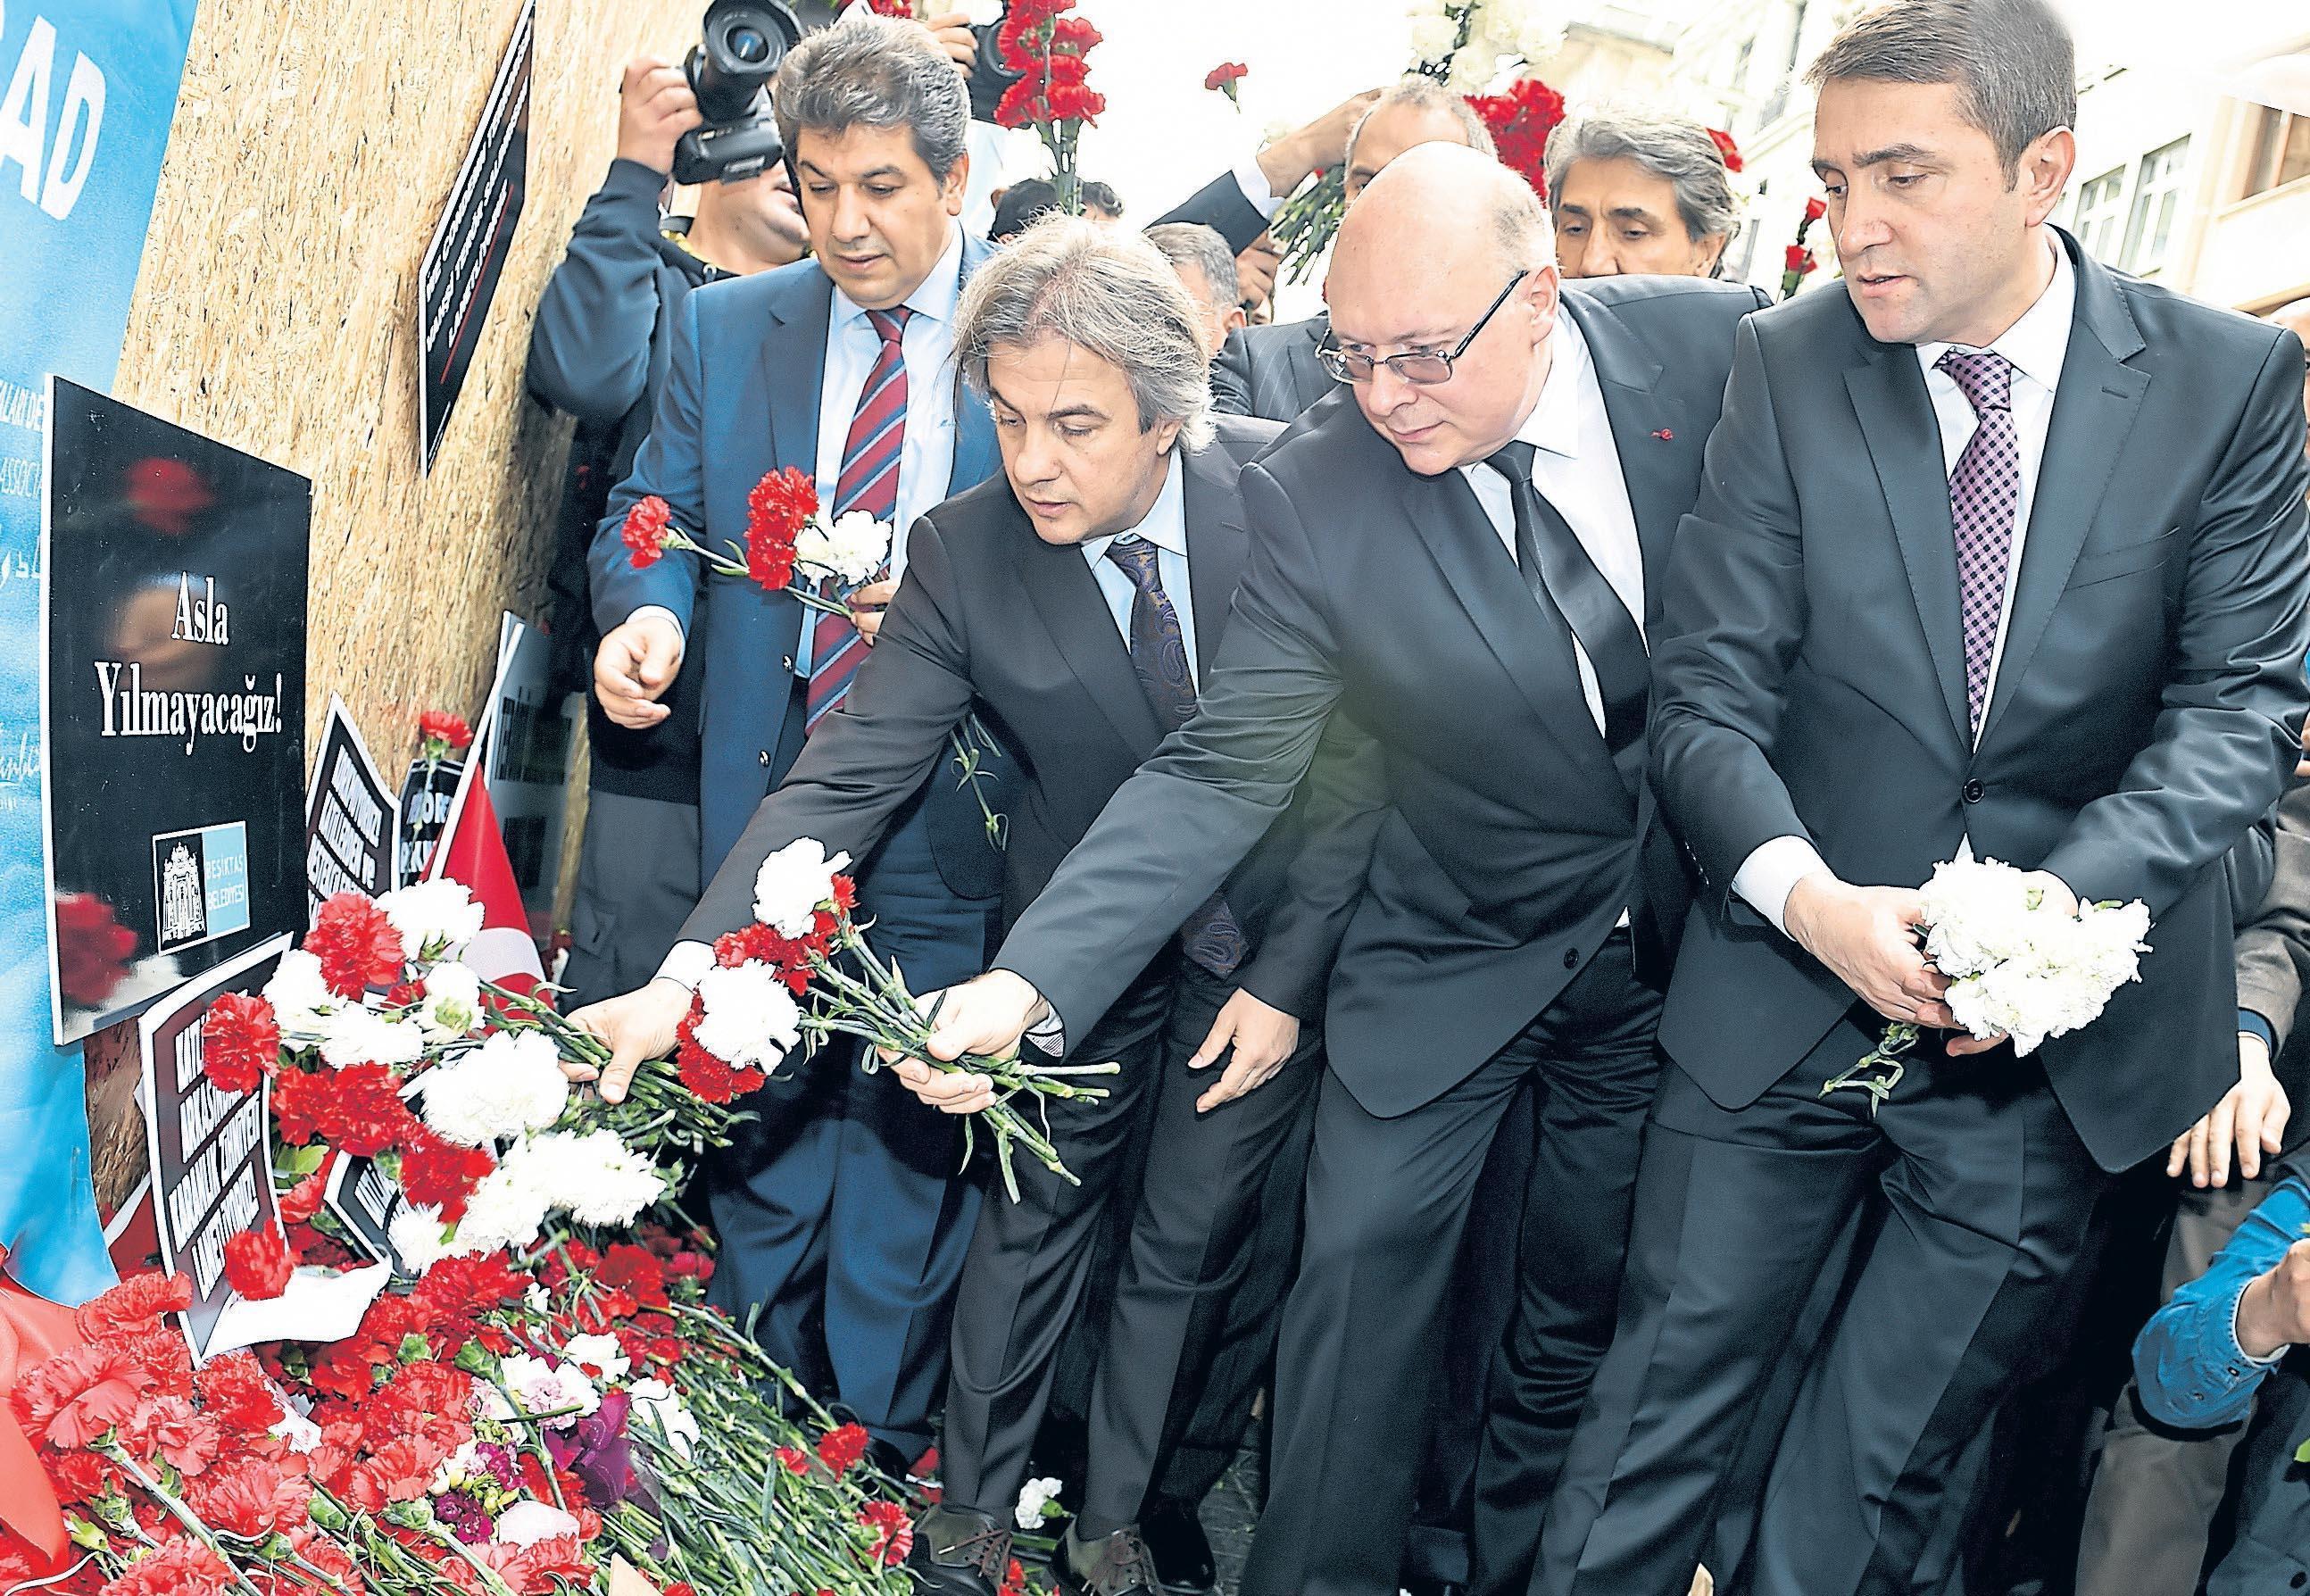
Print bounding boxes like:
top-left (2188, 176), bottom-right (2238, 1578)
top-left (1213, 77), bottom-right (1497, 424)
top-left (1535, 5), bottom-right (2310, 1594)
top-left (891, 145), bottom-right (1768, 1596)
top-left (578, 219), bottom-right (1379, 1596)
top-left (581, 11), bottom-right (1007, 1470)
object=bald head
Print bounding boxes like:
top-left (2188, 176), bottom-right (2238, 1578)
top-left (1340, 142), bottom-right (1550, 282)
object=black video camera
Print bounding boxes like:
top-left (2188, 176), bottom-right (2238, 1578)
top-left (671, 0), bottom-right (802, 186)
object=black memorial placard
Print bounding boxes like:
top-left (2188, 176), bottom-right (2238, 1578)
top-left (139, 935), bottom-right (289, 1363)
top-left (305, 696), bottom-right (398, 921)
top-left (43, 377), bottom-right (310, 1044)
top-left (419, 0), bottom-right (533, 472)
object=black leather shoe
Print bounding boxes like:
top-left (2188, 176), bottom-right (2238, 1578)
top-left (1139, 1497), bottom-right (1217, 1595)
top-left (910, 1504), bottom-right (1014, 1596)
top-left (1056, 1523), bottom-right (1162, 1596)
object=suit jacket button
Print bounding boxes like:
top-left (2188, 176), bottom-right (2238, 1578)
top-left (1563, 948), bottom-right (1580, 969)
top-left (758, 750), bottom-right (771, 767)
top-left (782, 655), bottom-right (796, 671)
top-left (1962, 778), bottom-right (1985, 803)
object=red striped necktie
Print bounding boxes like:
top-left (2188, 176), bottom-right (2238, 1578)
top-left (805, 303), bottom-right (911, 729)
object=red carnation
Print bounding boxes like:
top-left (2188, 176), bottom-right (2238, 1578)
top-left (399, 1125), bottom-right (496, 1219)
top-left (417, 710), bottom-right (474, 755)
top-left (53, 891), bottom-right (137, 1009)
top-left (306, 892), bottom-right (407, 998)
top-left (123, 1393), bottom-right (222, 1476)
top-left (200, 992), bottom-right (280, 1095)
top-left (675, 1002), bottom-right (770, 1104)
top-left (345, 1435), bottom-right (446, 1511)
top-left (1707, 127), bottom-right (1744, 173)
top-left (621, 495), bottom-right (674, 569)
top-left (14, 1342), bottom-right (159, 1449)
top-left (122, 456), bottom-right (216, 536)
top-left (1466, 79), bottom-right (1567, 202)
top-left (744, 467), bottom-right (816, 593)
top-left (1784, 243), bottom-right (1816, 274)
top-left (818, 1421), bottom-right (872, 1474)
top-left (187, 1454), bottom-right (309, 1539)
top-left (1804, 195), bottom-right (1828, 223)
top-left (96, 1536), bottom-right (236, 1596)
top-left (278, 1162), bottom-right (331, 1224)
top-left (192, 1352), bottom-right (283, 1434)
top-left (74, 1271), bottom-right (192, 1342)
top-left (1205, 62), bottom-right (1248, 103)
top-left (224, 1226), bottom-right (295, 1301)
top-left (777, 1444), bottom-right (810, 1475)
top-left (860, 1500), bottom-right (913, 1565)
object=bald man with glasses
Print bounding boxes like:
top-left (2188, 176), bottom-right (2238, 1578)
top-left (895, 145), bottom-right (1769, 1596)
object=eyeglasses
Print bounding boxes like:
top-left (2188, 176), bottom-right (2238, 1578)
top-left (1318, 270), bottom-right (1529, 386)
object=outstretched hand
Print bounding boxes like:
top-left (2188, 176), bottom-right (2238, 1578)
top-left (885, 969), bottom-right (1050, 1115)
top-left (567, 977), bottom-right (692, 1104)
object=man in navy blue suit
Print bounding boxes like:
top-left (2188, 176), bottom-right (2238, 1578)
top-left (581, 9), bottom-right (1006, 1470)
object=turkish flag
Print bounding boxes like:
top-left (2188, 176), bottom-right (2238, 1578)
top-left (425, 734), bottom-right (547, 999)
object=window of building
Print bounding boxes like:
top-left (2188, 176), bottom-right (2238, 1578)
top-left (2072, 166), bottom-right (2126, 262)
top-left (2118, 137), bottom-right (2190, 273)
top-left (2244, 106), bottom-right (2310, 198)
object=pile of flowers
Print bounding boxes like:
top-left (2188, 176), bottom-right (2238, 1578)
top-left (1271, 0), bottom-right (1566, 281)
top-left (992, 0), bottom-right (1104, 213)
top-left (1824, 857), bottom-right (2152, 1111)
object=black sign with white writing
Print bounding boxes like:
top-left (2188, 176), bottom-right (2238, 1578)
top-left (419, 0), bottom-right (532, 472)
top-left (305, 697), bottom-right (398, 921)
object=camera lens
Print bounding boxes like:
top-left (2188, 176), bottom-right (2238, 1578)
top-left (729, 25), bottom-right (769, 62)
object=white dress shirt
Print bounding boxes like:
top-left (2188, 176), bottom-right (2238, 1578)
top-left (1732, 236), bottom-right (2077, 935)
top-left (1080, 453), bottom-right (1197, 682)
top-left (1461, 309), bottom-right (1647, 736)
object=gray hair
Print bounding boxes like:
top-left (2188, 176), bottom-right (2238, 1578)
top-left (1346, 75), bottom-right (1499, 170)
top-left (773, 11), bottom-right (969, 182)
top-left (957, 216), bottom-right (1217, 451)
top-left (1142, 222), bottom-right (1241, 318)
top-left (1807, 0), bottom-right (2075, 177)
top-left (1542, 112), bottom-right (1745, 273)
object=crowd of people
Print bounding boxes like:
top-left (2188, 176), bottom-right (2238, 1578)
top-left (523, 4), bottom-right (2310, 1594)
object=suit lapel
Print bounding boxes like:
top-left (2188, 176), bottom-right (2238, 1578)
top-left (1845, 346), bottom-right (1971, 746)
top-left (949, 235), bottom-right (1002, 490)
top-left (1561, 292), bottom-right (1691, 631)
top-left (763, 269), bottom-right (832, 476)
top-left (1016, 520), bottom-right (1166, 758)
top-left (1977, 244), bottom-right (2151, 744)
top-left (1397, 467), bottom-right (1624, 794)
top-left (1180, 446), bottom-right (1247, 679)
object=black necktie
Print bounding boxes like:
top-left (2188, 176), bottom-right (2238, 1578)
top-left (1487, 440), bottom-right (1649, 792)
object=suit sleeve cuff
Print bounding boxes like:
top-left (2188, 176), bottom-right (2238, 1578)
top-left (1732, 835), bottom-right (1831, 938)
top-left (628, 603), bottom-right (686, 643)
top-left (656, 940), bottom-right (716, 991)
top-left (1231, 154), bottom-right (1284, 220)
top-left (2239, 1010), bottom-right (2278, 1052)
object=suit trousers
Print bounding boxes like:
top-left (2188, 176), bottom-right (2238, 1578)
top-left (1241, 932), bottom-right (1662, 1596)
top-left (561, 790), bottom-right (702, 1010)
top-left (1537, 1014), bottom-right (2111, 1596)
top-left (941, 954), bottom-right (1322, 1534)
top-left (702, 791), bottom-right (996, 1457)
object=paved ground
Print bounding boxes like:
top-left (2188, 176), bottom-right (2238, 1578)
top-left (1196, 1443), bottom-right (1266, 1594)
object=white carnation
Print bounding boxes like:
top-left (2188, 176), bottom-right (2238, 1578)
top-left (377, 879), bottom-right (486, 960)
top-left (1916, 858), bottom-right (2150, 1057)
top-left (506, 1128), bottom-right (664, 1226)
top-left (561, 1332), bottom-right (630, 1382)
top-left (628, 1377), bottom-right (701, 1458)
top-left (318, 1004), bottom-right (426, 1069)
top-left (1015, 1475), bottom-right (1065, 1530)
top-left (499, 1352), bottom-right (600, 1431)
top-left (449, 1161), bottom-right (553, 1255)
top-left (694, 962), bottom-right (803, 1070)
top-left (494, 1500), bottom-right (583, 1547)
top-left (264, 950), bottom-right (339, 1040)
top-left (752, 837), bottom-right (852, 936)
top-left (420, 1029), bottom-right (569, 1146)
top-left (389, 1206), bottom-right (454, 1273)
top-left (794, 511), bottom-right (891, 587)
top-left (1405, 12), bottom-right (1459, 61)
top-left (417, 962), bottom-right (482, 1039)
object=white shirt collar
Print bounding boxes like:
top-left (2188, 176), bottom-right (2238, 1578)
top-left (1915, 233), bottom-right (2074, 395)
top-left (830, 222), bottom-right (965, 331)
top-left (1521, 307), bottom-right (1596, 461)
top-left (1081, 451), bottom-right (1189, 564)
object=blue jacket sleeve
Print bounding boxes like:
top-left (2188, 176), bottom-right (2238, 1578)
top-left (588, 284), bottom-right (710, 636)
top-left (528, 159), bottom-right (672, 423)
top-left (2134, 1173), bottom-right (2310, 1428)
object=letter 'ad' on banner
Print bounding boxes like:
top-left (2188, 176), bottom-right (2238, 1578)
top-left (1, 0), bottom-right (202, 1305)
top-left (42, 377), bottom-right (311, 1045)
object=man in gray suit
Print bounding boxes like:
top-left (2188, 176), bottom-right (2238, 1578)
top-left (1212, 78), bottom-right (1497, 423)
top-left (1536, 4), bottom-right (2310, 1594)
top-left (891, 144), bottom-right (1768, 1596)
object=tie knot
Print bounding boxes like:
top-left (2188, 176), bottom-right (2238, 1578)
top-left (1488, 440), bottom-right (1537, 483)
top-left (1935, 348), bottom-right (2013, 415)
top-left (867, 305), bottom-right (911, 347)
top-left (1104, 536), bottom-right (1161, 589)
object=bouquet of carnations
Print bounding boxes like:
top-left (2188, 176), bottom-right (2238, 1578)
top-left (991, 0), bottom-right (1103, 213)
top-left (1269, 0), bottom-right (1566, 283)
top-left (1823, 857), bottom-right (2152, 1111)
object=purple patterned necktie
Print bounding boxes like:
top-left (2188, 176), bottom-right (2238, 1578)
top-left (1937, 348), bottom-right (2019, 738)
top-left (1104, 536), bottom-right (1244, 977)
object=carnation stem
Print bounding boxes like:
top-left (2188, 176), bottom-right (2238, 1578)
top-left (94, 1442), bottom-right (271, 1596)
top-left (1820, 1021), bottom-right (1920, 1116)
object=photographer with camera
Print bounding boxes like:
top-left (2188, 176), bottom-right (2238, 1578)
top-left (531, 31), bottom-right (810, 1010)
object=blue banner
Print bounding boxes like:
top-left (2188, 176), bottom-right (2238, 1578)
top-left (0, 0), bottom-right (201, 1302)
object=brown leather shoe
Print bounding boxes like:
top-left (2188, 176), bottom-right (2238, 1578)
top-left (909, 1504), bottom-right (1012, 1596)
top-left (1056, 1523), bottom-right (1162, 1596)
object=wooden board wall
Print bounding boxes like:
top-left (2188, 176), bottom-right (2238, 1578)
top-left (86, 0), bottom-right (702, 1207)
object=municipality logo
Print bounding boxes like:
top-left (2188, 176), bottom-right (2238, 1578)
top-left (151, 822), bottom-right (253, 954)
